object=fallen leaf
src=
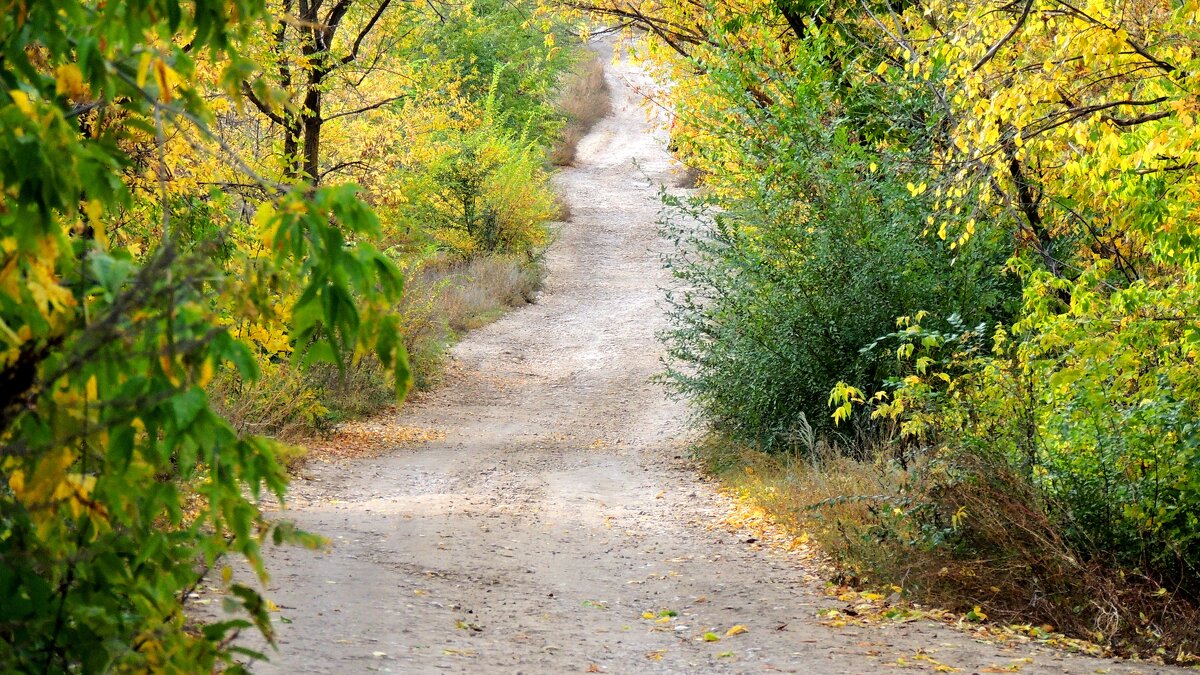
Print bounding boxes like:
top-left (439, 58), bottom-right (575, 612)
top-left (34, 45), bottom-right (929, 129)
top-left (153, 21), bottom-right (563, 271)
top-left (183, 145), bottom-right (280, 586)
top-left (703, 632), bottom-right (720, 642)
top-left (725, 624), bottom-right (748, 637)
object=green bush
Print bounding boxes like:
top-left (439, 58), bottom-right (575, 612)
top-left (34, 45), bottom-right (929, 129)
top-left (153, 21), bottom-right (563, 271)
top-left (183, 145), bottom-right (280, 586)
top-left (660, 44), bottom-right (1013, 450)
top-left (0, 3), bottom-right (407, 670)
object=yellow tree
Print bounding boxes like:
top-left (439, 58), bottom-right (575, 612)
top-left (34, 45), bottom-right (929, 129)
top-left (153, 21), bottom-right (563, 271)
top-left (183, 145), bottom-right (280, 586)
top-left (241, 0), bottom-right (410, 183)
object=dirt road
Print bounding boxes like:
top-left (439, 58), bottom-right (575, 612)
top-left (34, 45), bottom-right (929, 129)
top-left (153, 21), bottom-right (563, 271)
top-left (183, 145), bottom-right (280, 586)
top-left (241, 43), bottom-right (1170, 674)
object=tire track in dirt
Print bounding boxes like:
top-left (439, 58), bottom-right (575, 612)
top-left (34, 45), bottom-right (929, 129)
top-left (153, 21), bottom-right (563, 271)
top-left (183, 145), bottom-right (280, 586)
top-left (234, 40), bottom-right (1174, 674)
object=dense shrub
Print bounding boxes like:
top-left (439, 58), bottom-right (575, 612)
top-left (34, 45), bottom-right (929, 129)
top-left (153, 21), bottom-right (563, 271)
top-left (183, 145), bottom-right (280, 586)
top-left (594, 0), bottom-right (1200, 656)
top-left (660, 42), bottom-right (1012, 449)
top-left (0, 2), bottom-right (409, 670)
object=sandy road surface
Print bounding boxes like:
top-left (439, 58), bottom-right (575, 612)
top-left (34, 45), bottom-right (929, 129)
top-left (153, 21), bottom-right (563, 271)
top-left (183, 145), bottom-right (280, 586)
top-left (237, 42), bottom-right (1172, 674)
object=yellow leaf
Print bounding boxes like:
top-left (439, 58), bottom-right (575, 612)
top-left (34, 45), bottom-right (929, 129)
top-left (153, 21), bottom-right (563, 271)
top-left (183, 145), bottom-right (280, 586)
top-left (83, 199), bottom-right (103, 224)
top-left (10, 90), bottom-right (33, 116)
top-left (8, 468), bottom-right (25, 495)
top-left (198, 358), bottom-right (215, 388)
top-left (254, 203), bottom-right (278, 246)
top-left (54, 64), bottom-right (85, 99)
top-left (724, 624), bottom-right (747, 636)
top-left (136, 52), bottom-right (153, 89)
top-left (153, 59), bottom-right (176, 103)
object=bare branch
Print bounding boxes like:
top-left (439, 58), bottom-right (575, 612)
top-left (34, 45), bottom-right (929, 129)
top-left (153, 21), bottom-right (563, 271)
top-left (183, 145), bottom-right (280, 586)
top-left (341, 0), bottom-right (394, 65)
top-left (972, 0), bottom-right (1035, 72)
top-left (319, 160), bottom-right (371, 179)
top-left (241, 83), bottom-right (288, 127)
top-left (323, 94), bottom-right (405, 121)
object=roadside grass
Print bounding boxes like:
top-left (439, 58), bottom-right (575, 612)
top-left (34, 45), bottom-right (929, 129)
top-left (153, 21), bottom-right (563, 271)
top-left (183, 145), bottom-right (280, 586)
top-left (399, 253), bottom-right (543, 389)
top-left (696, 434), bottom-right (1200, 664)
top-left (550, 54), bottom-right (612, 167)
top-left (212, 252), bottom-right (544, 465)
top-left (209, 360), bottom-right (330, 469)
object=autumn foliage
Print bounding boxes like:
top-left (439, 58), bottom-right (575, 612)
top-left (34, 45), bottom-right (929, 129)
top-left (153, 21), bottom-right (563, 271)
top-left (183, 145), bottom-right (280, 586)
top-left (588, 0), bottom-right (1200, 659)
top-left (0, 0), bottom-right (575, 670)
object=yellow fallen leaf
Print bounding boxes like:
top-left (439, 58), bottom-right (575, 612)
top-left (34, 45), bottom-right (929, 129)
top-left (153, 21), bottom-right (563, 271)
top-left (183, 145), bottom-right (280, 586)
top-left (641, 611), bottom-right (655, 620)
top-left (725, 624), bottom-right (747, 637)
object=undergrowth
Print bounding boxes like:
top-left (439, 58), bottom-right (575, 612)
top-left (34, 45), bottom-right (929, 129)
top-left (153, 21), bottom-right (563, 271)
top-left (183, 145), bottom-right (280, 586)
top-left (398, 253), bottom-right (543, 389)
top-left (697, 434), bottom-right (1200, 664)
top-left (212, 252), bottom-right (543, 461)
top-left (549, 52), bottom-right (612, 166)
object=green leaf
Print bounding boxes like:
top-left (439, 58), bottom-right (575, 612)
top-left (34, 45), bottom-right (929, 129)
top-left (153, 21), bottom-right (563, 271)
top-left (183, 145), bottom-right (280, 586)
top-left (170, 387), bottom-right (207, 429)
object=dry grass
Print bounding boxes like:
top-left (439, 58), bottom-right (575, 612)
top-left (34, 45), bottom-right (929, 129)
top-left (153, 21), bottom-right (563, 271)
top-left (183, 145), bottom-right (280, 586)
top-left (698, 435), bottom-right (1200, 663)
top-left (552, 193), bottom-right (572, 222)
top-left (674, 165), bottom-right (703, 189)
top-left (211, 253), bottom-right (543, 457)
top-left (398, 253), bottom-right (543, 388)
top-left (209, 360), bottom-right (327, 441)
top-left (550, 55), bottom-right (612, 167)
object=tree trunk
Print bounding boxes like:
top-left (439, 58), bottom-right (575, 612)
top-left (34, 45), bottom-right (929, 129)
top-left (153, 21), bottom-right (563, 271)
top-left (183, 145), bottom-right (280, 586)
top-left (302, 82), bottom-right (323, 184)
top-left (284, 118), bottom-right (303, 181)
